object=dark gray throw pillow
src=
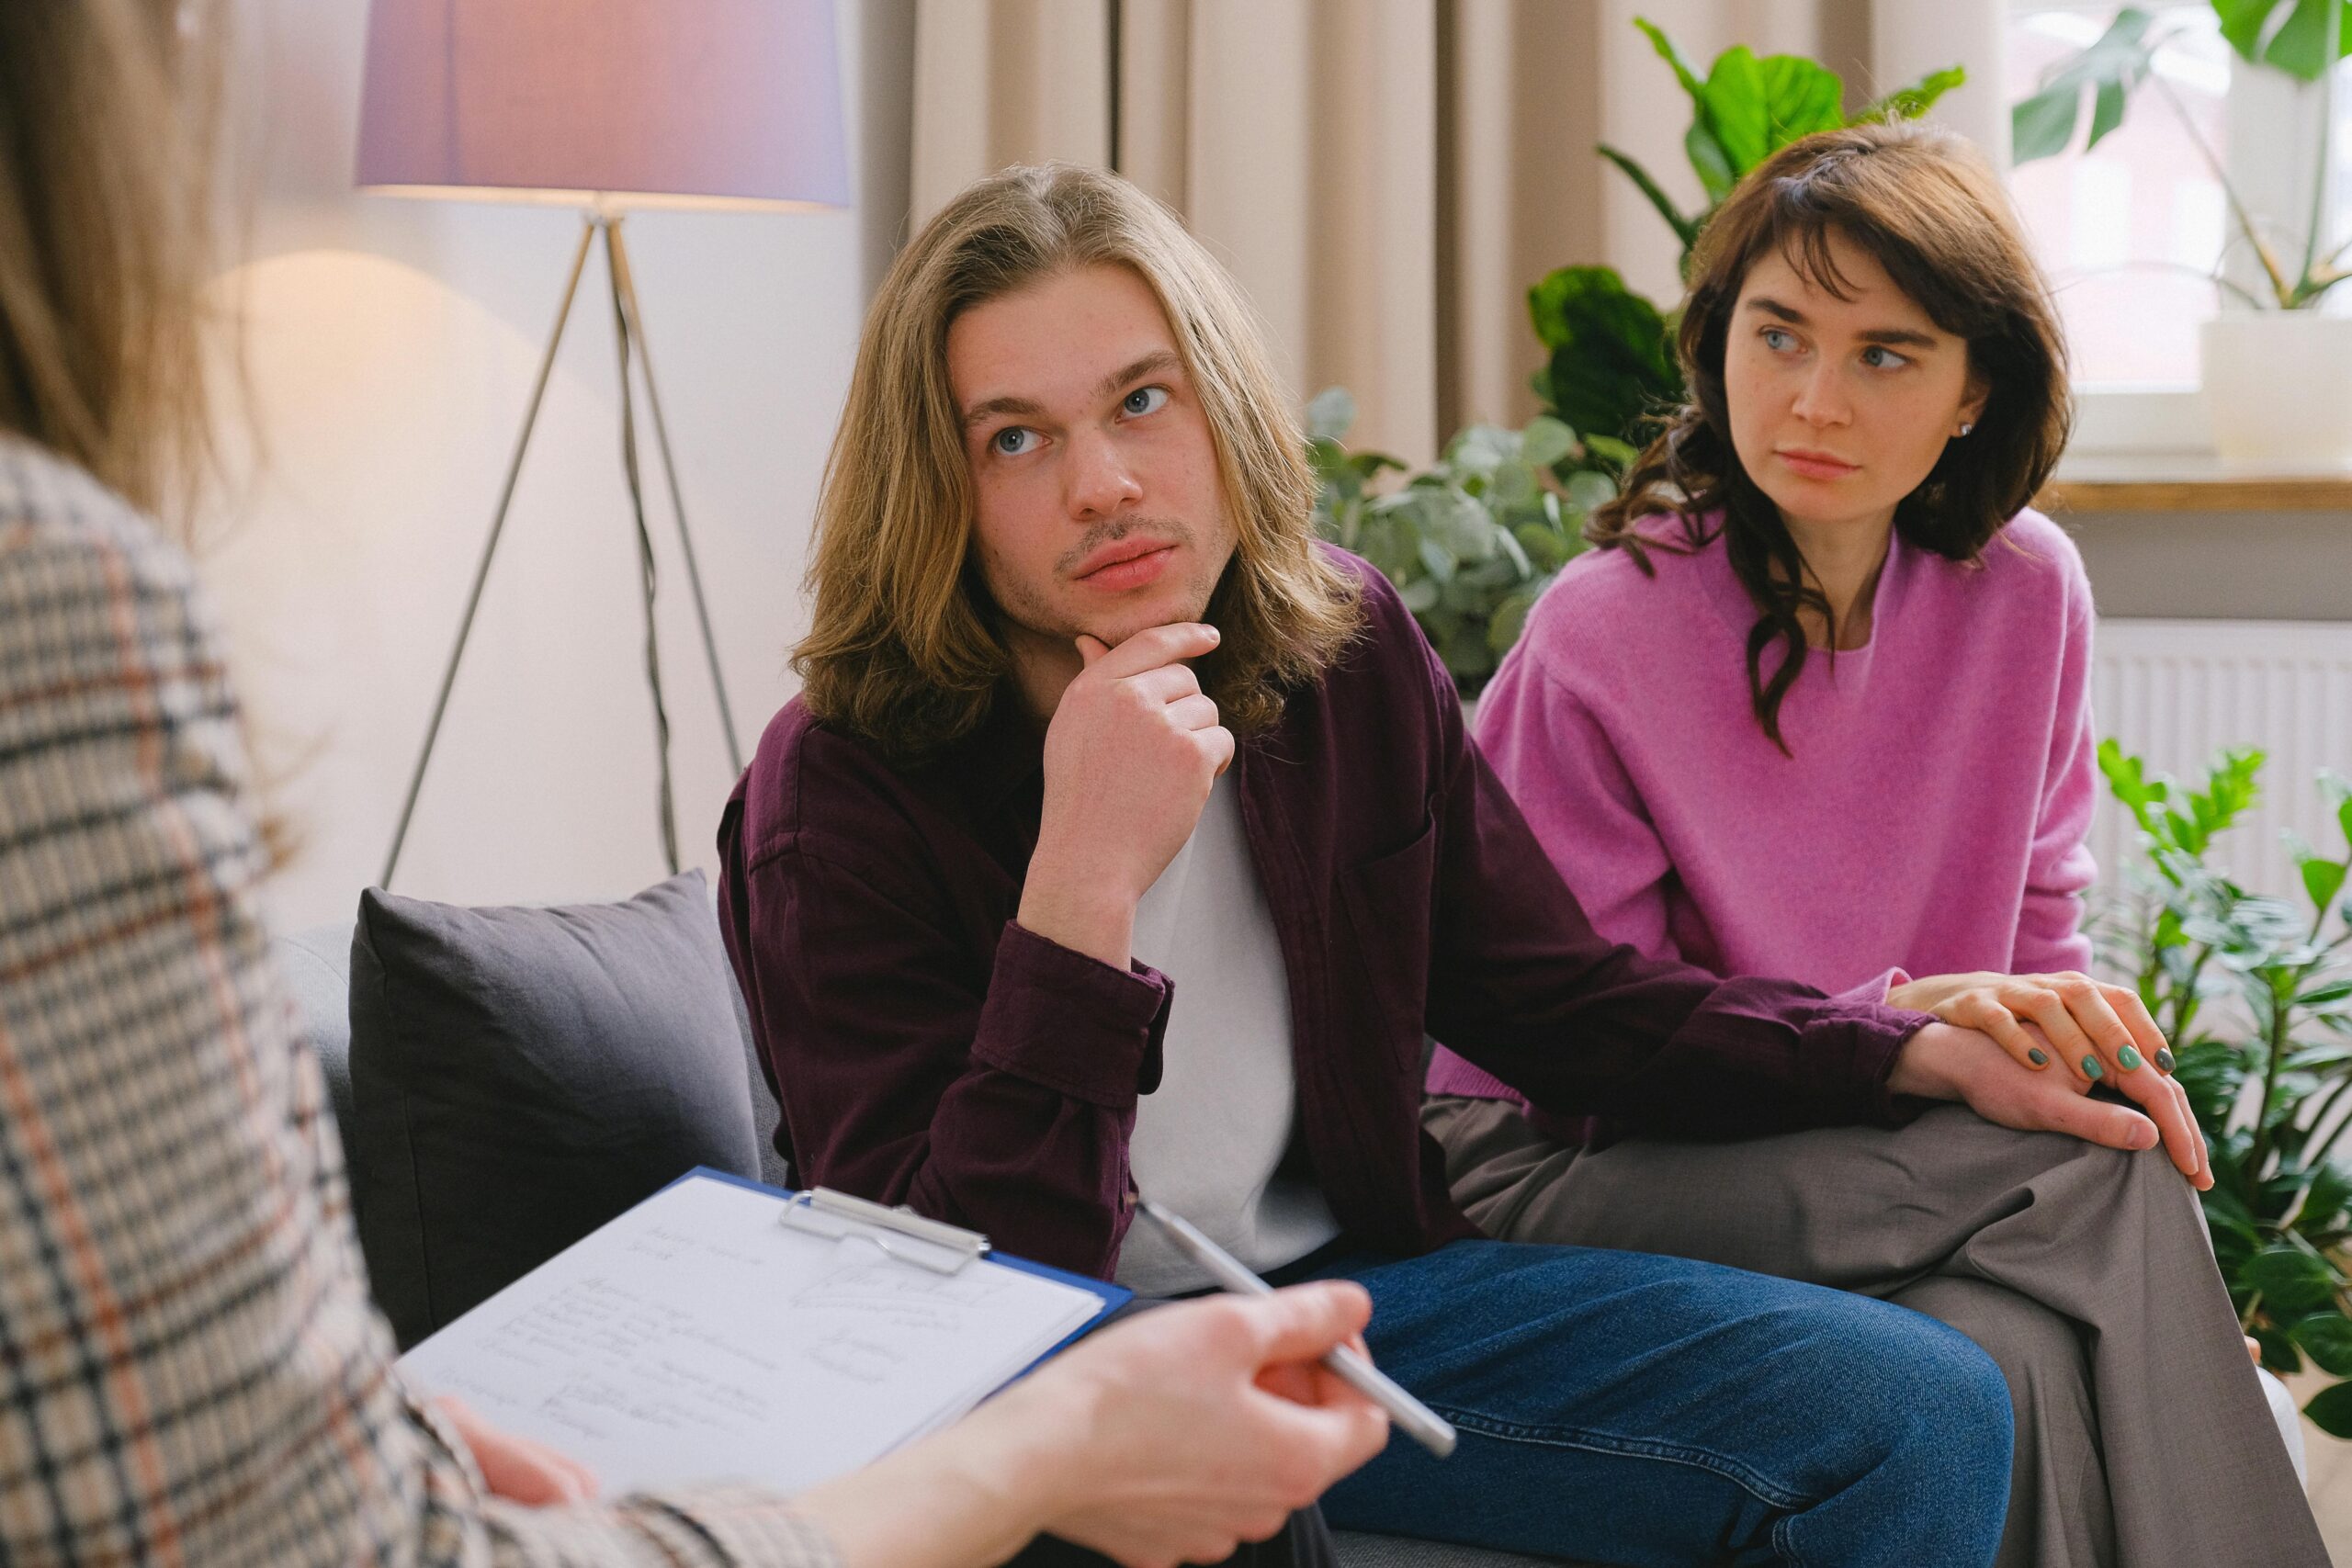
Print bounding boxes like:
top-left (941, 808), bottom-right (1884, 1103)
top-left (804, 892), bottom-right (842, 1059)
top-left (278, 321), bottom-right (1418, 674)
top-left (347, 871), bottom-right (762, 1348)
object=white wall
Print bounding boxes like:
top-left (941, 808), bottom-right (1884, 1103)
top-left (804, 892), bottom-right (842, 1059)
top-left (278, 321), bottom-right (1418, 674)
top-left (203, 0), bottom-right (911, 931)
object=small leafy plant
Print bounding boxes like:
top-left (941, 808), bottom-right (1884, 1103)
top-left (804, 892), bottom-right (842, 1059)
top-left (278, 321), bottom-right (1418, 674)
top-left (1530, 17), bottom-right (1963, 464)
top-left (2094, 740), bottom-right (2352, 1432)
top-left (2011, 2), bottom-right (2350, 309)
top-left (1306, 388), bottom-right (1610, 690)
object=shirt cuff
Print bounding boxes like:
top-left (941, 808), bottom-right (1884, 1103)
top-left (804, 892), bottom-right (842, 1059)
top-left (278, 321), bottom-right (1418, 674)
top-left (1800, 995), bottom-right (1936, 1127)
top-left (968, 919), bottom-right (1173, 1109)
top-left (1830, 966), bottom-right (1911, 1008)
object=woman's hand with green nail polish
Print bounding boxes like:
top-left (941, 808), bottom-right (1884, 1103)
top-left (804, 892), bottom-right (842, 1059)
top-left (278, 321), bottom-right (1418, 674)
top-left (1886, 970), bottom-right (2208, 1188)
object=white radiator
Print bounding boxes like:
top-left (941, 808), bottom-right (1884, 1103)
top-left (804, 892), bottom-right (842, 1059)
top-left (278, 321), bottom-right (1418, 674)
top-left (2091, 619), bottom-right (2352, 907)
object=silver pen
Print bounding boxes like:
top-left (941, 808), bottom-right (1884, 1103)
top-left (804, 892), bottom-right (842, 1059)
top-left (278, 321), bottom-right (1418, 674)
top-left (1135, 1200), bottom-right (1457, 1459)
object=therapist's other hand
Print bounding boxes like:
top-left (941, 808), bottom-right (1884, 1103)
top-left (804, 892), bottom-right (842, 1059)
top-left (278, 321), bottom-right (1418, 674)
top-left (432, 1395), bottom-right (601, 1506)
top-left (1889, 1020), bottom-right (2211, 1190)
top-left (1007, 1280), bottom-right (1389, 1568)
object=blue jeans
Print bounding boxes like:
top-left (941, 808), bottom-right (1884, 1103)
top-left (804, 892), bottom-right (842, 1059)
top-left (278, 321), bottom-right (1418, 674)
top-left (1295, 1239), bottom-right (2012, 1567)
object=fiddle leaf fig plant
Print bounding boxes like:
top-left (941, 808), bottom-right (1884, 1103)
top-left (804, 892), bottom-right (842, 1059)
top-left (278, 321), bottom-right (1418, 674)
top-left (2093, 740), bottom-right (2352, 1432)
top-left (1306, 388), bottom-right (1604, 691)
top-left (1598, 17), bottom-right (1967, 277)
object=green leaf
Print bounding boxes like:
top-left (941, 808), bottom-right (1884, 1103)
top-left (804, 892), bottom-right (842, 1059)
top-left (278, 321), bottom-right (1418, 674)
top-left (1527, 266), bottom-right (1683, 452)
top-left (1701, 46), bottom-right (1771, 175)
top-left (1632, 15), bottom-right (1710, 104)
top-left (2299, 1163), bottom-right (2352, 1230)
top-left (2305, 1377), bottom-right (2352, 1437)
top-left (2301, 857), bottom-right (2348, 915)
top-left (1585, 433), bottom-right (1641, 469)
top-left (2007, 7), bottom-right (2161, 165)
top-left (2010, 85), bottom-right (2082, 164)
top-left (1755, 53), bottom-right (1846, 156)
top-left (2295, 1312), bottom-right (2352, 1375)
top-left (1488, 586), bottom-right (1543, 659)
top-left (1518, 416), bottom-right (1577, 470)
top-left (1306, 386), bottom-right (1356, 443)
top-left (2301, 979), bottom-right (2352, 1007)
top-left (1565, 469), bottom-right (1620, 514)
top-left (2213, 0), bottom-right (2352, 83)
top-left (2256, 1322), bottom-right (2306, 1374)
top-left (1685, 121), bottom-right (1736, 207)
top-left (1855, 64), bottom-right (1966, 126)
top-left (2175, 1039), bottom-right (2245, 1129)
top-left (2248, 1242), bottom-right (2341, 1316)
top-left (2088, 78), bottom-right (2130, 149)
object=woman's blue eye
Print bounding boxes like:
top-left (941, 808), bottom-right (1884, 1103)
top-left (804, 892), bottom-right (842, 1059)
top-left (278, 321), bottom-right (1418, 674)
top-left (1861, 345), bottom-right (1911, 370)
top-left (1123, 385), bottom-right (1170, 417)
top-left (1761, 327), bottom-right (1798, 354)
top-left (991, 426), bottom-right (1038, 456)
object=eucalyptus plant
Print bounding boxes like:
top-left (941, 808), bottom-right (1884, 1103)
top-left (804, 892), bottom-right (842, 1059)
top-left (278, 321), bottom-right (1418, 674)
top-left (1530, 17), bottom-right (1964, 466)
top-left (1306, 389), bottom-right (1610, 690)
top-left (2011, 2), bottom-right (2351, 309)
top-left (2092, 740), bottom-right (2352, 1433)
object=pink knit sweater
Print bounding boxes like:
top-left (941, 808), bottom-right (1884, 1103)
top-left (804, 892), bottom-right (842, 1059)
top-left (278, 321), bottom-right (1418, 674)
top-left (1426, 508), bottom-right (2098, 1107)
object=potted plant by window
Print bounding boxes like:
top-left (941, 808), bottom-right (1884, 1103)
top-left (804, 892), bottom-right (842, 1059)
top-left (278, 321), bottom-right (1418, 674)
top-left (2013, 2), bottom-right (2352, 468)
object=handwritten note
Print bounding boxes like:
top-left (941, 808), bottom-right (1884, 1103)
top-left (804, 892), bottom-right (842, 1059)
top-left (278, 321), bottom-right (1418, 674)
top-left (397, 1174), bottom-right (1110, 1497)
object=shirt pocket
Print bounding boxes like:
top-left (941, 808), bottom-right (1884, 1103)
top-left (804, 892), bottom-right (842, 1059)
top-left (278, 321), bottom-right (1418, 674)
top-left (1337, 808), bottom-right (1438, 1072)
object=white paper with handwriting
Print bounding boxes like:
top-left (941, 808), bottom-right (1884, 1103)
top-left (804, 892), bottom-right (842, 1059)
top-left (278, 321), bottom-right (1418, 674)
top-left (396, 1173), bottom-right (1109, 1497)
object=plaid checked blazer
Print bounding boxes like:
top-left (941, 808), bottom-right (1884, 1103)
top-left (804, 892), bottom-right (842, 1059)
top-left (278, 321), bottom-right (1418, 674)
top-left (0, 437), bottom-right (836, 1567)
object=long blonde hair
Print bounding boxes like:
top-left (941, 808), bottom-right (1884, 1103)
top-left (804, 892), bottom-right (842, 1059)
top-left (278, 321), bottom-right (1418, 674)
top-left (0, 1), bottom-right (223, 521)
top-left (795, 163), bottom-right (1361, 759)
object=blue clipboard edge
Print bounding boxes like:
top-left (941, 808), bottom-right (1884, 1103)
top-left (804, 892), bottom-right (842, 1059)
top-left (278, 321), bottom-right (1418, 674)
top-left (669, 1166), bottom-right (1134, 1381)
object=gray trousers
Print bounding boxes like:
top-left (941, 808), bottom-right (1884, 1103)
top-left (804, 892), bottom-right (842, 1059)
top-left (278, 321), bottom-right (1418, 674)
top-left (1422, 1096), bottom-right (2327, 1568)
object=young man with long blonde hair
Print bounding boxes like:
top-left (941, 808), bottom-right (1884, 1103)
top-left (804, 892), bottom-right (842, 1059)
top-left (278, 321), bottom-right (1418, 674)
top-left (710, 162), bottom-right (2157, 1566)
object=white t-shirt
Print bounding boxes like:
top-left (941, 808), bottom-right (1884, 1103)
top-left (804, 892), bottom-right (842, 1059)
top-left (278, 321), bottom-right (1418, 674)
top-left (1114, 775), bottom-right (1342, 1296)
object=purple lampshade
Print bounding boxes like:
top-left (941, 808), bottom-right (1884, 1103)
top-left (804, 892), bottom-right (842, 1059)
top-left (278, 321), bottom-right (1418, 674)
top-left (355, 0), bottom-right (849, 212)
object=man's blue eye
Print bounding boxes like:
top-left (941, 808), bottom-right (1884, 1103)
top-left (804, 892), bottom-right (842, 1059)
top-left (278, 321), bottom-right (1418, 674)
top-left (1124, 385), bottom-right (1170, 416)
top-left (992, 427), bottom-right (1037, 456)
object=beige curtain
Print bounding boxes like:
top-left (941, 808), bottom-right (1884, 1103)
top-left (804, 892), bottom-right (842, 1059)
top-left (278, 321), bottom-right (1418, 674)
top-left (910, 0), bottom-right (1989, 465)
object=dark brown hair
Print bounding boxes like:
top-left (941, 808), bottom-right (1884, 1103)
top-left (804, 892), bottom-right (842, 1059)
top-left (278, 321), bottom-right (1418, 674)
top-left (1588, 121), bottom-right (2071, 751)
top-left (794, 164), bottom-right (1360, 760)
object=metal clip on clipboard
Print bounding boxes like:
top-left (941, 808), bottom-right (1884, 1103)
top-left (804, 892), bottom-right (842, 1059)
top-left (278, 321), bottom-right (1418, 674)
top-left (777, 1187), bottom-right (993, 1275)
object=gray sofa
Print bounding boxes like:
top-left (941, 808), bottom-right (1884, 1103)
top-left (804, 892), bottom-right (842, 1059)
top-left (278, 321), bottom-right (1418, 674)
top-left (275, 917), bottom-right (1576, 1568)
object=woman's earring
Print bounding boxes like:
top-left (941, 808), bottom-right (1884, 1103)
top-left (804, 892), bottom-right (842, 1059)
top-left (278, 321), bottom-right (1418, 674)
top-left (1957, 422), bottom-right (1974, 436)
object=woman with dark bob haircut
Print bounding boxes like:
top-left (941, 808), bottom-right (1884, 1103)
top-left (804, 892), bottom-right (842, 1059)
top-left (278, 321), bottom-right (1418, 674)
top-left (1426, 122), bottom-right (2324, 1566)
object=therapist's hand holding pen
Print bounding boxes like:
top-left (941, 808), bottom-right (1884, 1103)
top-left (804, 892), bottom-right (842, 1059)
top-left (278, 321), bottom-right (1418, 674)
top-left (786, 1277), bottom-right (1391, 1568)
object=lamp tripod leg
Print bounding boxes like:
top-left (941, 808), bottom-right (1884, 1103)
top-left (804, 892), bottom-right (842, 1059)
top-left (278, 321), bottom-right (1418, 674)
top-left (381, 218), bottom-right (599, 891)
top-left (602, 217), bottom-right (681, 874)
top-left (605, 220), bottom-right (745, 777)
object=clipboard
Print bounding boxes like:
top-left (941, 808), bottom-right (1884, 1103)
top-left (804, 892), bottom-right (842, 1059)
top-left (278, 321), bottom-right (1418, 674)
top-left (684, 1165), bottom-right (1131, 1372)
top-left (398, 1168), bottom-right (1130, 1497)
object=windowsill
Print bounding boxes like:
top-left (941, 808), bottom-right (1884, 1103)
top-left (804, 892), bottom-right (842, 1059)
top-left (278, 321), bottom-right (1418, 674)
top-left (2040, 453), bottom-right (2352, 513)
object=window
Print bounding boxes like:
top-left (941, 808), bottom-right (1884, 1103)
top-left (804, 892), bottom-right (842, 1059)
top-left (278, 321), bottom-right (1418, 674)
top-left (2005, 2), bottom-right (2352, 444)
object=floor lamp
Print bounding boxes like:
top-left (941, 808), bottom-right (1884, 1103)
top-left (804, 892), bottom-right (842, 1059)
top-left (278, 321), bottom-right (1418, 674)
top-left (355, 0), bottom-right (848, 889)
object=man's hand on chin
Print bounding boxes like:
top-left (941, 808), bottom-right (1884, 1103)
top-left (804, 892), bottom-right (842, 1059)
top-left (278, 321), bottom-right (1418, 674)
top-left (1890, 1021), bottom-right (2212, 1190)
top-left (1018, 622), bottom-right (1232, 970)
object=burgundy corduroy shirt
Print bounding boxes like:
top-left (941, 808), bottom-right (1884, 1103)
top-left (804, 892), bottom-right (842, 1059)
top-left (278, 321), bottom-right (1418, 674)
top-left (717, 549), bottom-right (1935, 1281)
